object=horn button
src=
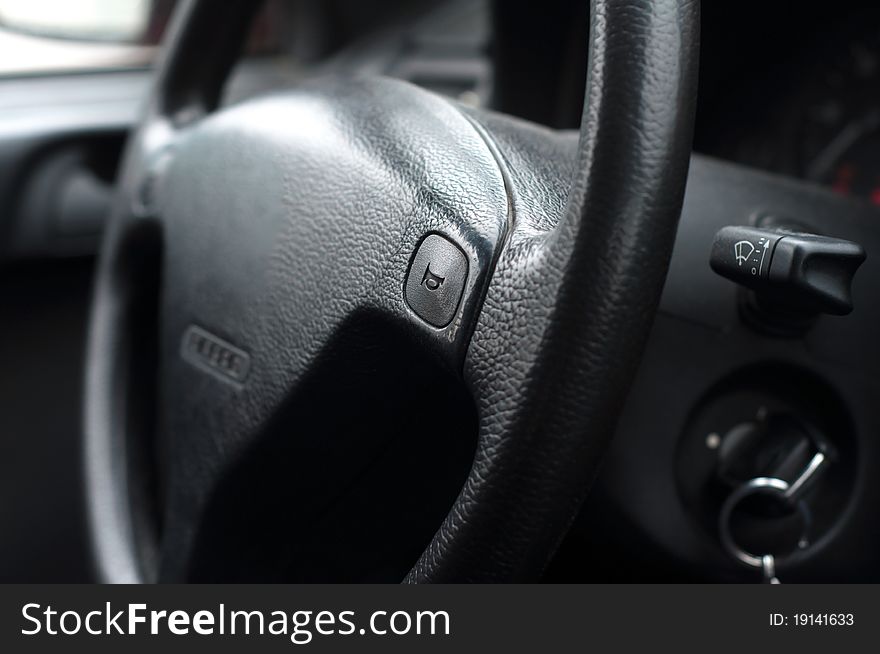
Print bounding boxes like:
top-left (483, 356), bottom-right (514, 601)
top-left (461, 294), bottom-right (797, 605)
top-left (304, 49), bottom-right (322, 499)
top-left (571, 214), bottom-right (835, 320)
top-left (405, 234), bottom-right (469, 328)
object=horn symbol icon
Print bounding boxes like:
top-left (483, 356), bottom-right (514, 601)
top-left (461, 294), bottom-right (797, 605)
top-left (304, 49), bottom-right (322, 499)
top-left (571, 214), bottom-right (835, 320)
top-left (734, 240), bottom-right (755, 266)
top-left (421, 264), bottom-right (445, 291)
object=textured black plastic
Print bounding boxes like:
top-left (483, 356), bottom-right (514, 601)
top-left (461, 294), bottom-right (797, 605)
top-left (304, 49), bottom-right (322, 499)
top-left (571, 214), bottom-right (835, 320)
top-left (408, 0), bottom-right (700, 582)
top-left (766, 233), bottom-right (865, 315)
top-left (85, 0), bottom-right (700, 583)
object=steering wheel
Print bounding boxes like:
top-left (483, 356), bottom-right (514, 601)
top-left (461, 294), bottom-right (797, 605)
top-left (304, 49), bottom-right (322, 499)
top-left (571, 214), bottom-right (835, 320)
top-left (84, 0), bottom-right (699, 582)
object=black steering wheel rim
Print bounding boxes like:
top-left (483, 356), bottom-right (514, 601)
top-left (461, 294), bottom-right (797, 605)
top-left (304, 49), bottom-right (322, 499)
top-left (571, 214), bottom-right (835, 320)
top-left (84, 0), bottom-right (700, 583)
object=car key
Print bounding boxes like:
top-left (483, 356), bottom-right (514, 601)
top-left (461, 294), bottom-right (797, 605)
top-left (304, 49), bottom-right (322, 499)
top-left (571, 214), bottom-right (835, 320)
top-left (761, 555), bottom-right (781, 584)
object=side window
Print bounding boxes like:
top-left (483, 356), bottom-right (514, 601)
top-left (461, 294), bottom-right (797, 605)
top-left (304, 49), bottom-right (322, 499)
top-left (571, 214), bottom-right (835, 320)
top-left (0, 0), bottom-right (283, 76)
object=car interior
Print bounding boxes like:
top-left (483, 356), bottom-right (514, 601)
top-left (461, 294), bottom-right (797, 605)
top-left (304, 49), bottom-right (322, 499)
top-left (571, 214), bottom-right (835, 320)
top-left (1, 0), bottom-right (878, 583)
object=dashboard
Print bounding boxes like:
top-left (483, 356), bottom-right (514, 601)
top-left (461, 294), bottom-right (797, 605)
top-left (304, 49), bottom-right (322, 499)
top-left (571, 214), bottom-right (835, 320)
top-left (695, 0), bottom-right (880, 204)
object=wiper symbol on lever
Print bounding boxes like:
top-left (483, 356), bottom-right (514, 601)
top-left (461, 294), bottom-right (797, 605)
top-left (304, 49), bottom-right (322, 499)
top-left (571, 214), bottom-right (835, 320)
top-left (734, 240), bottom-right (755, 266)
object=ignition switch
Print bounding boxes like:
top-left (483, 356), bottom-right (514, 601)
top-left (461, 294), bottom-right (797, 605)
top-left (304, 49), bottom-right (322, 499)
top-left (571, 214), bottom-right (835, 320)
top-left (713, 410), bottom-right (835, 580)
top-left (674, 363), bottom-right (857, 582)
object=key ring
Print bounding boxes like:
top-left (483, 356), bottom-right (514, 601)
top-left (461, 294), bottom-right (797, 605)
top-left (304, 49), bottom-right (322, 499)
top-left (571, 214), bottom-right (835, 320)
top-left (718, 476), bottom-right (812, 569)
top-left (719, 450), bottom-right (827, 570)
